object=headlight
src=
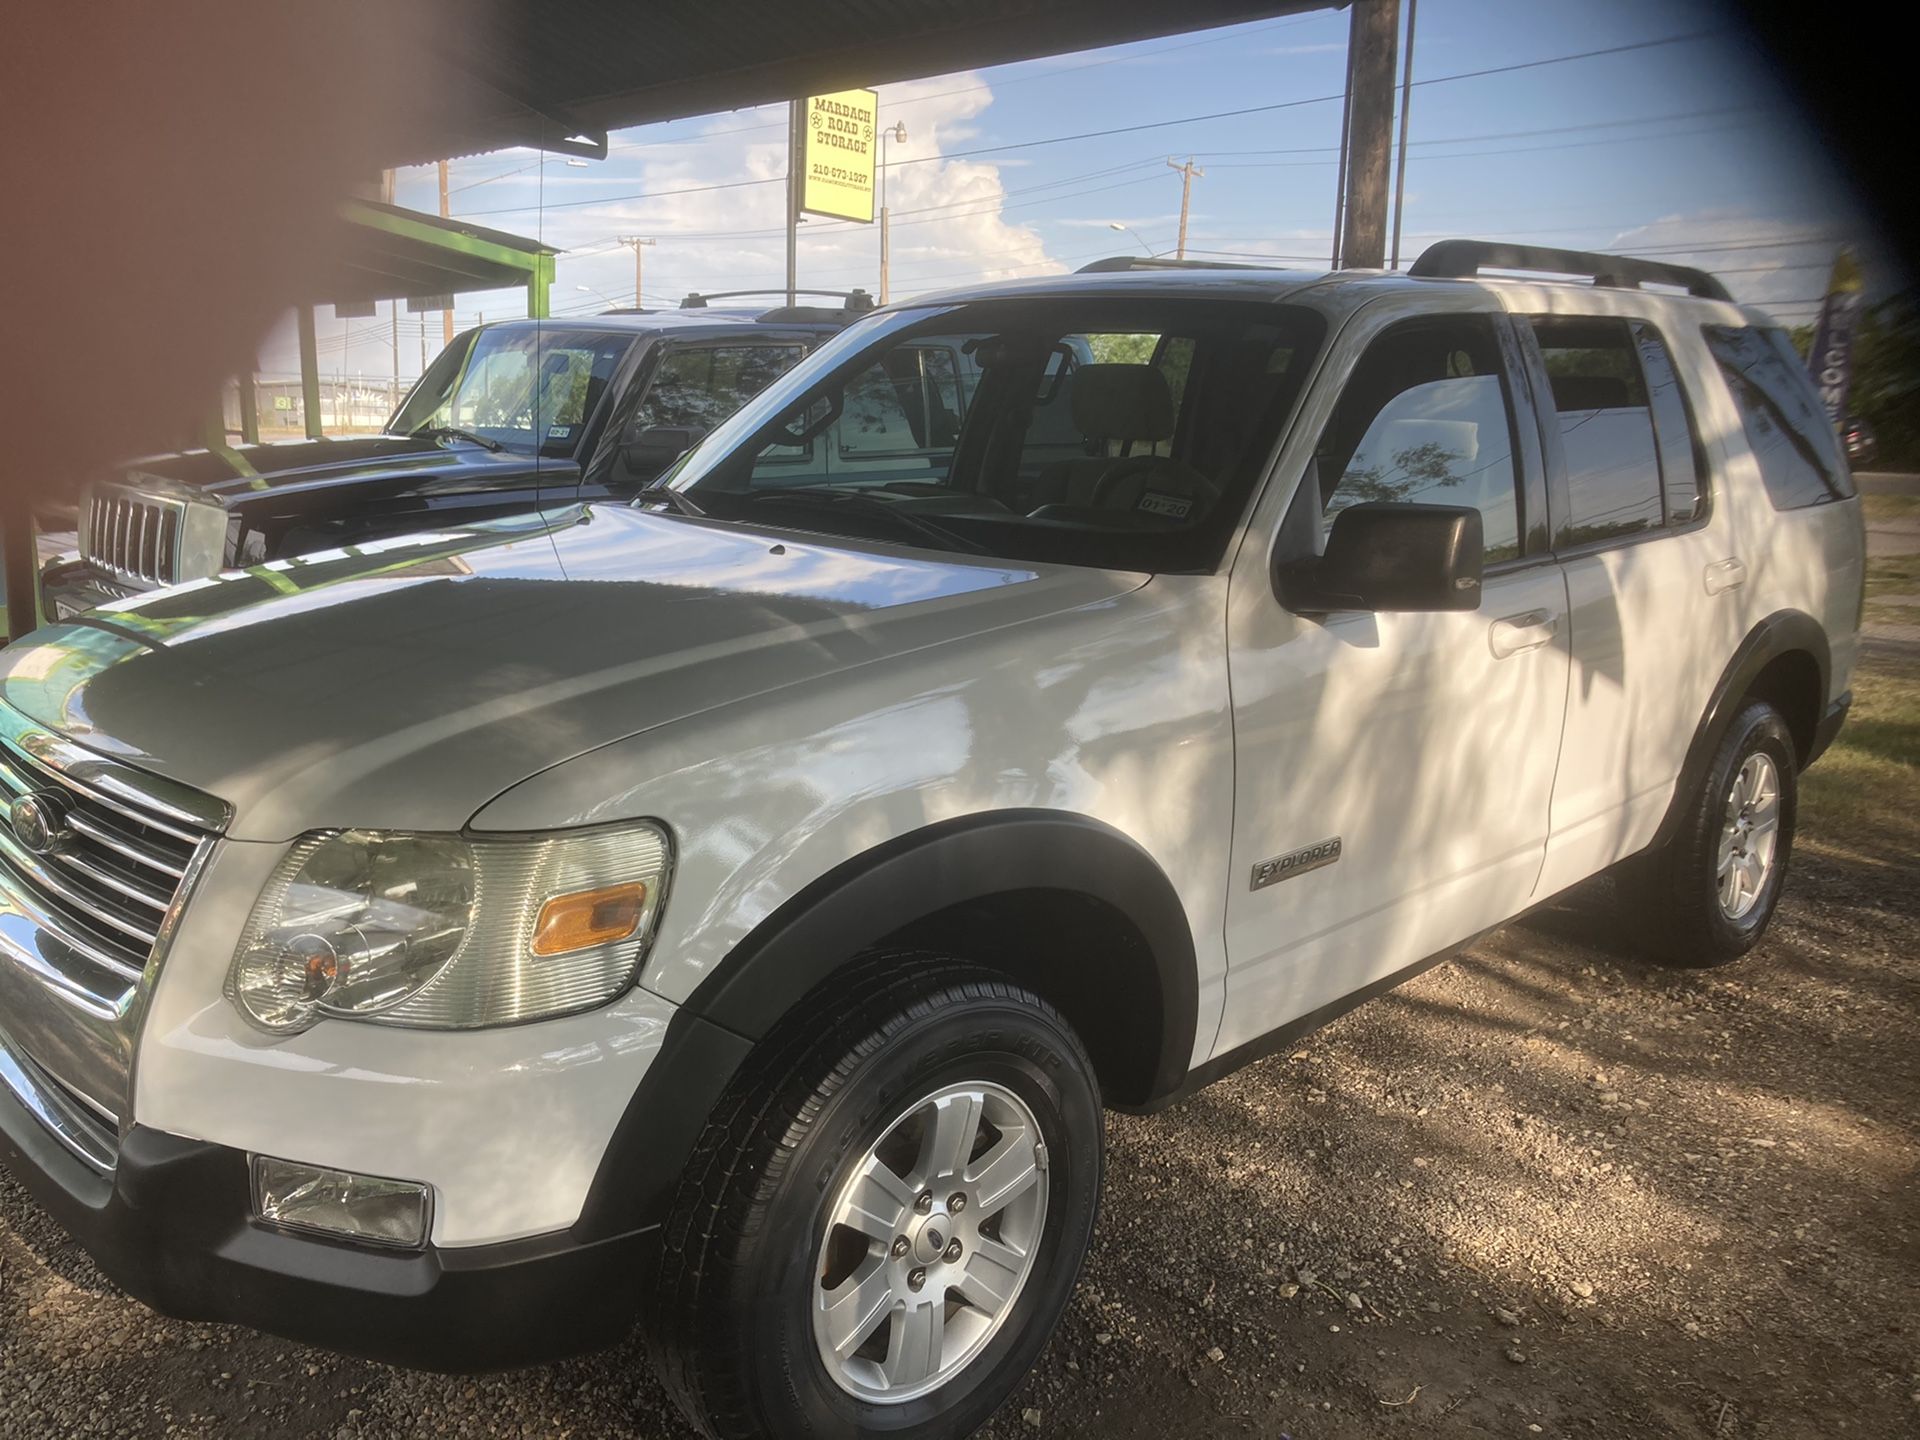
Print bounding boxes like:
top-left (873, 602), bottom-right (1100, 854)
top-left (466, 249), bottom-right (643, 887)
top-left (227, 823), bottom-right (670, 1034)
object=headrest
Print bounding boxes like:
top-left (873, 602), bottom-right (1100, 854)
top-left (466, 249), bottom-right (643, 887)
top-left (1070, 364), bottom-right (1175, 441)
top-left (1550, 374), bottom-right (1632, 411)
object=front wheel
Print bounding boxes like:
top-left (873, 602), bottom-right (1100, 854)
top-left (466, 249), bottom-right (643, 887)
top-left (1621, 698), bottom-right (1798, 967)
top-left (651, 959), bottom-right (1103, 1440)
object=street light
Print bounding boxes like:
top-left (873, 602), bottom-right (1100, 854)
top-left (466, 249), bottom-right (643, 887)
top-left (878, 120), bottom-right (907, 304)
top-left (574, 283), bottom-right (619, 309)
top-left (1108, 222), bottom-right (1156, 257)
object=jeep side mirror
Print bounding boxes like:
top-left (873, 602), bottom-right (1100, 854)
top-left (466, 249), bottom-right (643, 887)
top-left (623, 424), bottom-right (705, 477)
top-left (1275, 502), bottom-right (1485, 614)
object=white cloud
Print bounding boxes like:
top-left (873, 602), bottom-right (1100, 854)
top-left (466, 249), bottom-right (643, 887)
top-left (542, 73), bottom-right (1060, 308)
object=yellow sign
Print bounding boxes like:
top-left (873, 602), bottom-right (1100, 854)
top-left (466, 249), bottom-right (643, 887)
top-left (802, 89), bottom-right (878, 223)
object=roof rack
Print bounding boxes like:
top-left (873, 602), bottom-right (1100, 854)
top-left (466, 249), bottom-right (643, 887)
top-left (1076, 255), bottom-right (1291, 274)
top-left (1408, 239), bottom-right (1732, 302)
top-left (680, 287), bottom-right (875, 312)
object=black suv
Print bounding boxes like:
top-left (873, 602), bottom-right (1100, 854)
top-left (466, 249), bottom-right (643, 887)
top-left (39, 295), bottom-right (868, 618)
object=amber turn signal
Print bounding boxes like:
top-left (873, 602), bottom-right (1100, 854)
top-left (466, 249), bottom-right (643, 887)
top-left (530, 881), bottom-right (648, 956)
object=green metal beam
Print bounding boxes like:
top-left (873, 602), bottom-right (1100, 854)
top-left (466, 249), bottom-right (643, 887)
top-left (296, 305), bottom-right (323, 440)
top-left (340, 200), bottom-right (554, 278)
top-left (527, 251), bottom-right (555, 319)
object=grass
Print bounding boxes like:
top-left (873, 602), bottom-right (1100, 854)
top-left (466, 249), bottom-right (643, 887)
top-left (1799, 652), bottom-right (1920, 860)
top-left (1861, 492), bottom-right (1920, 524)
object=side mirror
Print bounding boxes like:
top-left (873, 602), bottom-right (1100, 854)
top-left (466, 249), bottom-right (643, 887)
top-left (623, 424), bottom-right (705, 476)
top-left (1276, 502), bottom-right (1485, 614)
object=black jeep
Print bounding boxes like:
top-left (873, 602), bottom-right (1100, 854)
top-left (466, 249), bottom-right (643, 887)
top-left (40, 296), bottom-right (869, 618)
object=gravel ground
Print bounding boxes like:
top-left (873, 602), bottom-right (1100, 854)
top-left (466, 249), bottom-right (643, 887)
top-left (5, 541), bottom-right (1917, 1438)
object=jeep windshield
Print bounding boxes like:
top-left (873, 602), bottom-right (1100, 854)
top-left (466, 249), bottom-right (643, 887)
top-left (660, 299), bottom-right (1325, 572)
top-left (386, 325), bottom-right (633, 456)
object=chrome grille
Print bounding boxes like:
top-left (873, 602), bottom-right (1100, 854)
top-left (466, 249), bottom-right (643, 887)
top-left (0, 710), bottom-right (224, 1172)
top-left (83, 486), bottom-right (182, 585)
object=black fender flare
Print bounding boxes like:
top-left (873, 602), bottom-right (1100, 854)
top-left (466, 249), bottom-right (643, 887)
top-left (1648, 608), bottom-right (1829, 851)
top-left (572, 809), bottom-right (1199, 1241)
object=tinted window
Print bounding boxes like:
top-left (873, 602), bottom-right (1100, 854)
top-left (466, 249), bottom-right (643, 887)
top-left (1319, 315), bottom-right (1522, 563)
top-left (1632, 322), bottom-right (1706, 525)
top-left (633, 344), bottom-right (805, 437)
top-left (1704, 324), bottom-right (1854, 508)
top-left (1530, 316), bottom-right (1663, 546)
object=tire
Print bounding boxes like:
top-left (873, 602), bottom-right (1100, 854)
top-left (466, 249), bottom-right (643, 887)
top-left (650, 954), bottom-right (1103, 1440)
top-left (1622, 699), bottom-right (1798, 967)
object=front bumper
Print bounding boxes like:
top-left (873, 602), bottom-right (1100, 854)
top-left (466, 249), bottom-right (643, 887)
top-left (0, 1077), bottom-right (651, 1372)
top-left (37, 555), bottom-right (146, 622)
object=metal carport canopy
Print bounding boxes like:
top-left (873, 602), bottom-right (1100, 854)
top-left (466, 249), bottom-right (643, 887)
top-left (393, 0), bottom-right (1340, 160)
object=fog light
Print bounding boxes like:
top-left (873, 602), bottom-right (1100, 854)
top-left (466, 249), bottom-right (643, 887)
top-left (250, 1155), bottom-right (431, 1249)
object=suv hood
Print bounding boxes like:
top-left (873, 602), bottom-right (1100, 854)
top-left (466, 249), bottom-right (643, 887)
top-left (1, 507), bottom-right (1144, 841)
top-left (118, 434), bottom-right (555, 506)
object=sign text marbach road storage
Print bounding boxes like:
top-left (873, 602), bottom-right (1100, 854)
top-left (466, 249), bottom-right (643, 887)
top-left (802, 88), bottom-right (878, 224)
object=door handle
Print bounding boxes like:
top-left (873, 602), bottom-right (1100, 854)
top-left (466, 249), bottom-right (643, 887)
top-left (1488, 609), bottom-right (1558, 659)
top-left (1704, 557), bottom-right (1747, 595)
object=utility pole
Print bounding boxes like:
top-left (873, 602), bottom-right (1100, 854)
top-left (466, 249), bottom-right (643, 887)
top-left (438, 160), bottom-right (454, 346)
top-left (389, 300), bottom-right (400, 413)
top-left (878, 121), bottom-right (907, 304)
top-left (1339, 0), bottom-right (1401, 271)
top-left (1389, 0), bottom-right (1419, 270)
top-left (1166, 157), bottom-right (1204, 260)
top-left (785, 100), bottom-right (803, 307)
top-left (617, 236), bottom-right (655, 308)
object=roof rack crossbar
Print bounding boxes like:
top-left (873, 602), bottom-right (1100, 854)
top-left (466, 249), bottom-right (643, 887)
top-left (1075, 255), bottom-right (1292, 274)
top-left (1408, 240), bottom-right (1732, 302)
top-left (681, 287), bottom-right (874, 311)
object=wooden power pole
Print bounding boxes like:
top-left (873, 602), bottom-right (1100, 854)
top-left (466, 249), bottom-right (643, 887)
top-left (438, 160), bottom-right (454, 346)
top-left (1167, 157), bottom-right (1204, 260)
top-left (618, 236), bottom-right (655, 308)
top-left (1339, 0), bottom-right (1401, 271)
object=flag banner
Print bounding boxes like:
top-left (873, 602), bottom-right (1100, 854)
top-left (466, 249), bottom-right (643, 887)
top-left (1807, 248), bottom-right (1864, 430)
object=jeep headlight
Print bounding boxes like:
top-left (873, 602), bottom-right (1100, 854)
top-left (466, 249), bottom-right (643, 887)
top-left (227, 823), bottom-right (670, 1034)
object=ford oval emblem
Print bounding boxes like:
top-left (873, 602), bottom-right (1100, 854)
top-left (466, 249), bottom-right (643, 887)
top-left (9, 792), bottom-right (70, 855)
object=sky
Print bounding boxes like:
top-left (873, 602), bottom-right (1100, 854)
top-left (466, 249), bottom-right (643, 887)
top-left (263, 0), bottom-right (1895, 384)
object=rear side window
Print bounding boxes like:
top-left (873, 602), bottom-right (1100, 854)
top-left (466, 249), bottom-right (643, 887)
top-left (1529, 317), bottom-right (1663, 546)
top-left (1631, 322), bottom-right (1706, 525)
top-left (1704, 325), bottom-right (1855, 508)
top-left (633, 344), bottom-right (805, 437)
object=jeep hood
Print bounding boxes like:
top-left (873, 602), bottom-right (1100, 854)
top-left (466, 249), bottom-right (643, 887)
top-left (0, 507), bottom-right (1144, 841)
top-left (118, 434), bottom-right (555, 507)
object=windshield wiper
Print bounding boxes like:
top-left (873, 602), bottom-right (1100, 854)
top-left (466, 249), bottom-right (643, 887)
top-left (410, 424), bottom-right (502, 452)
top-left (745, 488), bottom-right (988, 555)
top-left (632, 484), bottom-right (707, 518)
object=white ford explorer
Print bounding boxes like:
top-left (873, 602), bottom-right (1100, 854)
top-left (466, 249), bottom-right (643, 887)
top-left (0, 241), bottom-right (1863, 1440)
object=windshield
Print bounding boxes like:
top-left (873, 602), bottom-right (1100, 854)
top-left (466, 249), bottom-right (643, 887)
top-left (661, 299), bottom-right (1324, 572)
top-left (387, 326), bottom-right (634, 455)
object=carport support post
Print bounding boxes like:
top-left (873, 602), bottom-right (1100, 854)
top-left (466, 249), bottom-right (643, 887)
top-left (1339, 0), bottom-right (1400, 272)
top-left (236, 366), bottom-right (259, 445)
top-left (2, 487), bottom-right (37, 642)
top-left (297, 305), bottom-right (323, 441)
top-left (526, 251), bottom-right (554, 319)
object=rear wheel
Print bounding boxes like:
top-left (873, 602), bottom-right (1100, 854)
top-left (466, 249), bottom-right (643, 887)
top-left (651, 958), bottom-right (1103, 1440)
top-left (1622, 699), bottom-right (1798, 967)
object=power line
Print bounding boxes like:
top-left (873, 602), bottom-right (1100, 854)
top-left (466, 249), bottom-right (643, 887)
top-left (457, 29), bottom-right (1724, 219)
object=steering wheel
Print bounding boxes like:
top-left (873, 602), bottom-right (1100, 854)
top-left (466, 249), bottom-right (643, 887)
top-left (1088, 453), bottom-right (1215, 513)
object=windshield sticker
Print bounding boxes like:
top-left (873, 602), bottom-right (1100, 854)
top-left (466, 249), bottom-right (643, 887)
top-left (1138, 491), bottom-right (1192, 519)
top-left (546, 424), bottom-right (573, 441)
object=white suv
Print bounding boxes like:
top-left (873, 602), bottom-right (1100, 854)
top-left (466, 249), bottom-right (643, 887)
top-left (0, 241), bottom-right (1862, 1440)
